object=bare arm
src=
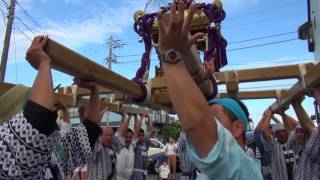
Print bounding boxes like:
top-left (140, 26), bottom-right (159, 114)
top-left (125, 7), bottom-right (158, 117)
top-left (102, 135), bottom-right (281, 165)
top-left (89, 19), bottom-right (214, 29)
top-left (74, 80), bottom-right (100, 125)
top-left (116, 113), bottom-right (129, 137)
top-left (256, 113), bottom-right (266, 131)
top-left (158, 2), bottom-right (216, 157)
top-left (271, 115), bottom-right (281, 124)
top-left (133, 115), bottom-right (143, 140)
top-left (292, 96), bottom-right (315, 134)
top-left (146, 114), bottom-right (154, 140)
top-left (78, 106), bottom-right (85, 123)
top-left (55, 101), bottom-right (70, 123)
top-left (279, 111), bottom-right (297, 132)
top-left (27, 36), bottom-right (54, 110)
top-left (133, 114), bottom-right (138, 131)
top-left (260, 109), bottom-right (273, 143)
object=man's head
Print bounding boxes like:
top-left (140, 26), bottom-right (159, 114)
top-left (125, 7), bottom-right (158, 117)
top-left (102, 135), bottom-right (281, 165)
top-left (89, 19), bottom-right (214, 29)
top-left (295, 124), bottom-right (306, 144)
top-left (125, 129), bottom-right (134, 146)
top-left (138, 129), bottom-right (145, 144)
top-left (208, 98), bottom-right (249, 146)
top-left (101, 127), bottom-right (113, 147)
top-left (272, 124), bottom-right (289, 144)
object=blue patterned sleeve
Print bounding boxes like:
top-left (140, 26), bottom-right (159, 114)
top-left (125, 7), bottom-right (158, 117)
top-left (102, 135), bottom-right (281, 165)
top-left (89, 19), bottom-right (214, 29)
top-left (0, 112), bottom-right (53, 177)
top-left (306, 127), bottom-right (320, 161)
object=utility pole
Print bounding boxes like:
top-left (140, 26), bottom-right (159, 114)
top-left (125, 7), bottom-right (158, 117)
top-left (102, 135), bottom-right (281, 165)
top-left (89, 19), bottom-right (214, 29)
top-left (105, 36), bottom-right (125, 70)
top-left (0, 0), bottom-right (16, 82)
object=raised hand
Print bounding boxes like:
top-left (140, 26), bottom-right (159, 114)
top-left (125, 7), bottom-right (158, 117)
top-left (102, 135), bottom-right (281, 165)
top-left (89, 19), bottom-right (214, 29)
top-left (292, 95), bottom-right (305, 106)
top-left (158, 0), bottom-right (203, 53)
top-left (54, 100), bottom-right (67, 111)
top-left (73, 78), bottom-right (98, 93)
top-left (26, 35), bottom-right (50, 70)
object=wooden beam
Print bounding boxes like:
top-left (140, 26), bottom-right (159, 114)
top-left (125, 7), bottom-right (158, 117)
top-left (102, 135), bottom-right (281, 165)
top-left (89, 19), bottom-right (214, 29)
top-left (270, 62), bottom-right (320, 112)
top-left (44, 39), bottom-right (143, 98)
top-left (57, 86), bottom-right (113, 96)
top-left (152, 90), bottom-right (285, 106)
top-left (151, 62), bottom-right (315, 90)
top-left (215, 62), bottom-right (315, 84)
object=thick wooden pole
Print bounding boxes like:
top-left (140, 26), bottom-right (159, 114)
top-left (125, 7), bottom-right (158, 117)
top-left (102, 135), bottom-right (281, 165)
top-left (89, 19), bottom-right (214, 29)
top-left (44, 39), bottom-right (143, 98)
top-left (270, 62), bottom-right (320, 112)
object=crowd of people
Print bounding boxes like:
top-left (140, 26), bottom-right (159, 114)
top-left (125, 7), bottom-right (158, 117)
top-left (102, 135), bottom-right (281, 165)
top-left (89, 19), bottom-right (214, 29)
top-left (0, 1), bottom-right (319, 180)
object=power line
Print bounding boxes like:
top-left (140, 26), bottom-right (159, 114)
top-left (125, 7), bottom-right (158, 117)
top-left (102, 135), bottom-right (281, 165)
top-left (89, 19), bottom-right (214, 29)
top-left (229, 31), bottom-right (296, 44)
top-left (15, 15), bottom-right (36, 35)
top-left (227, 38), bottom-right (298, 52)
top-left (227, 0), bottom-right (304, 20)
top-left (224, 11), bottom-right (305, 30)
top-left (14, 23), bottom-right (32, 41)
top-left (15, 0), bottom-right (45, 34)
top-left (0, 0), bottom-right (8, 8)
top-left (0, 7), bottom-right (6, 26)
top-left (117, 37), bottom-right (299, 58)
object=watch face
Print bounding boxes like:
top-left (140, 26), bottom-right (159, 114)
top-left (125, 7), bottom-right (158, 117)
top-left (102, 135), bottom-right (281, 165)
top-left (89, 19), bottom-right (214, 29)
top-left (168, 51), bottom-right (177, 61)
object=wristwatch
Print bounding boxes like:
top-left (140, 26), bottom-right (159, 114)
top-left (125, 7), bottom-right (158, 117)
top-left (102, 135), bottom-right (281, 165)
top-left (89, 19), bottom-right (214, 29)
top-left (160, 49), bottom-right (182, 64)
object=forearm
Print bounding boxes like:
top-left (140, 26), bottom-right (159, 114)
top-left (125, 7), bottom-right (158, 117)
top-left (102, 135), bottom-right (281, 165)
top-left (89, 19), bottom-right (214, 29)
top-left (163, 61), bottom-right (213, 132)
top-left (293, 104), bottom-right (315, 133)
top-left (147, 117), bottom-right (154, 139)
top-left (260, 116), bottom-right (272, 142)
top-left (116, 115), bottom-right (126, 136)
top-left (271, 115), bottom-right (281, 124)
top-left (281, 114), bottom-right (294, 132)
top-left (62, 109), bottom-right (70, 123)
top-left (87, 89), bottom-right (100, 125)
top-left (162, 60), bottom-right (216, 157)
top-left (134, 117), bottom-right (143, 139)
top-left (29, 62), bottom-right (54, 111)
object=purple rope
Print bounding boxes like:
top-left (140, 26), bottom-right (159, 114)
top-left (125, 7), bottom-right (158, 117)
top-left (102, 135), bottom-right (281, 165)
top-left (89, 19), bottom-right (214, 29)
top-left (131, 78), bottom-right (148, 103)
top-left (132, 14), bottom-right (155, 103)
top-left (132, 2), bottom-right (227, 102)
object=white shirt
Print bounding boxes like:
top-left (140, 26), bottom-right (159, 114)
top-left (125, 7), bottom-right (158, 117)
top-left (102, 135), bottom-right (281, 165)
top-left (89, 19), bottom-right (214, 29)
top-left (159, 163), bottom-right (170, 178)
top-left (166, 143), bottom-right (177, 156)
top-left (116, 144), bottom-right (134, 180)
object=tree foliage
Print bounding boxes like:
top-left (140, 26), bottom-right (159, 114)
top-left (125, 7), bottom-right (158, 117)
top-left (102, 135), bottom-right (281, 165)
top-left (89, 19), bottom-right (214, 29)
top-left (163, 121), bottom-right (181, 143)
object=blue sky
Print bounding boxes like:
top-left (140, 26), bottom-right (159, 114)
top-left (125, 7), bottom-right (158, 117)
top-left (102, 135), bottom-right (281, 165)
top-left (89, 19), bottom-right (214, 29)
top-left (0, 0), bottom-right (318, 125)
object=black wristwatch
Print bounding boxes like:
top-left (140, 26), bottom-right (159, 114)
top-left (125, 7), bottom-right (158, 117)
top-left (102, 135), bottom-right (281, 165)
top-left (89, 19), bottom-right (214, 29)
top-left (160, 49), bottom-right (182, 64)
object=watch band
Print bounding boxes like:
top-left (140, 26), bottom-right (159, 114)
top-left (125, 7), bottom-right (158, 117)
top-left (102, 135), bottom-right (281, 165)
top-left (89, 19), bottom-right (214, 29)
top-left (160, 49), bottom-right (182, 64)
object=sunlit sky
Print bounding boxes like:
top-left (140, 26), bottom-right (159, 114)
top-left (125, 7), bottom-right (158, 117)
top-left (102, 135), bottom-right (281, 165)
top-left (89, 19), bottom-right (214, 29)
top-left (0, 0), bottom-right (318, 125)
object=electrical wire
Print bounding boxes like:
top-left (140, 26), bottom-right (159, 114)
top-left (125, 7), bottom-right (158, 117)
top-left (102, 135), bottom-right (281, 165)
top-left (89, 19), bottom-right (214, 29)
top-left (227, 0), bottom-right (304, 20)
top-left (14, 23), bottom-right (32, 41)
top-left (16, 0), bottom-right (46, 34)
top-left (229, 31), bottom-right (296, 44)
top-left (15, 15), bottom-right (36, 35)
top-left (224, 11), bottom-right (305, 30)
top-left (227, 38), bottom-right (298, 52)
top-left (0, 0), bottom-right (8, 8)
top-left (116, 38), bottom-right (299, 58)
top-left (0, 7), bottom-right (6, 26)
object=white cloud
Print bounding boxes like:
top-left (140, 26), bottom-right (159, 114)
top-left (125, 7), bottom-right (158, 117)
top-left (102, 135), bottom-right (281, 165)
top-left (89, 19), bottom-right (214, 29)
top-left (1, 0), bottom-right (148, 64)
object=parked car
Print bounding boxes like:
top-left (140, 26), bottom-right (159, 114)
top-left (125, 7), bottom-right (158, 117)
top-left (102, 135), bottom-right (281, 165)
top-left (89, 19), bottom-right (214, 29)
top-left (148, 138), bottom-right (166, 174)
top-left (147, 138), bottom-right (182, 174)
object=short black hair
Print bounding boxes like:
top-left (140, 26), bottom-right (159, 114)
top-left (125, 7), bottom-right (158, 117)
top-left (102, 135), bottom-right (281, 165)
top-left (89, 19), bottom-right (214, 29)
top-left (139, 129), bottom-right (145, 134)
top-left (127, 129), bottom-right (134, 134)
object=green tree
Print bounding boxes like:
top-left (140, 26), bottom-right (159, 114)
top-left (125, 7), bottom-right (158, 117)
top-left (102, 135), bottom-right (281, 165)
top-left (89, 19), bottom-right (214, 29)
top-left (163, 121), bottom-right (181, 143)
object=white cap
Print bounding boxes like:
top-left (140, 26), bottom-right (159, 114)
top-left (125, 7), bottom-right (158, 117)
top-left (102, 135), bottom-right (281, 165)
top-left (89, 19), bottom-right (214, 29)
top-left (272, 123), bottom-right (285, 133)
